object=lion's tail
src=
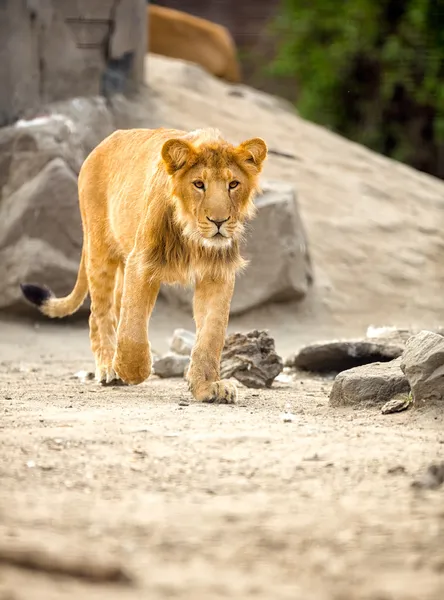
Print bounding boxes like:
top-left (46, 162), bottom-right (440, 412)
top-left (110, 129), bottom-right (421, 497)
top-left (20, 248), bottom-right (88, 318)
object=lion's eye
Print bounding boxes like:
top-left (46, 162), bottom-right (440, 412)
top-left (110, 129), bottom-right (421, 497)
top-left (193, 180), bottom-right (205, 190)
top-left (229, 180), bottom-right (239, 189)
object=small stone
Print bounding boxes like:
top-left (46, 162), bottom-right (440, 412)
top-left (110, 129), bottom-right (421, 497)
top-left (152, 353), bottom-right (190, 378)
top-left (304, 453), bottom-right (321, 462)
top-left (381, 392), bottom-right (412, 414)
top-left (411, 462), bottom-right (444, 490)
top-left (280, 411), bottom-right (295, 423)
top-left (169, 328), bottom-right (196, 356)
top-left (287, 339), bottom-right (404, 373)
top-left (73, 370), bottom-right (95, 382)
top-left (387, 465), bottom-right (407, 475)
top-left (220, 329), bottom-right (283, 388)
top-left (329, 357), bottom-right (410, 407)
top-left (178, 400), bottom-right (189, 406)
top-left (400, 330), bottom-right (444, 403)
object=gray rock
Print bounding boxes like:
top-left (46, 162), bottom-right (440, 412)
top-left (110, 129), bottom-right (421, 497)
top-left (0, 95), bottom-right (153, 315)
top-left (161, 180), bottom-right (312, 315)
top-left (381, 392), bottom-right (412, 415)
top-left (169, 328), bottom-right (196, 356)
top-left (366, 325), bottom-right (444, 345)
top-left (153, 353), bottom-right (190, 378)
top-left (411, 462), bottom-right (444, 490)
top-left (287, 339), bottom-right (404, 374)
top-left (400, 330), bottom-right (444, 403)
top-left (220, 329), bottom-right (283, 388)
top-left (329, 357), bottom-right (410, 408)
top-left (0, 159), bottom-right (82, 312)
top-left (0, 96), bottom-right (115, 197)
top-left (0, 0), bottom-right (145, 128)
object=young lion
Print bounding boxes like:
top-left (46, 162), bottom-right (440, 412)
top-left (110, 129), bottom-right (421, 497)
top-left (20, 127), bottom-right (267, 403)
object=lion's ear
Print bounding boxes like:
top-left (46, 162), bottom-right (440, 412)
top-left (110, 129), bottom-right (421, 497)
top-left (236, 137), bottom-right (268, 171)
top-left (161, 139), bottom-right (194, 174)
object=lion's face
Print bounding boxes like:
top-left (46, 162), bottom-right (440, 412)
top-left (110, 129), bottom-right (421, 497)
top-left (161, 134), bottom-right (267, 249)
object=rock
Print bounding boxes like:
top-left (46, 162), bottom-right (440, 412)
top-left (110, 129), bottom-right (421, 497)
top-left (366, 325), bottom-right (444, 345)
top-left (169, 329), bottom-right (196, 356)
top-left (0, 95), bottom-right (153, 315)
top-left (381, 392), bottom-right (412, 415)
top-left (161, 180), bottom-right (312, 315)
top-left (0, 0), bottom-right (145, 128)
top-left (152, 353), bottom-right (190, 378)
top-left (411, 462), bottom-right (444, 490)
top-left (287, 339), bottom-right (404, 374)
top-left (0, 159), bottom-right (82, 311)
top-left (73, 370), bottom-right (95, 382)
top-left (329, 357), bottom-right (410, 408)
top-left (220, 329), bottom-right (283, 388)
top-left (400, 330), bottom-right (444, 403)
top-left (365, 326), bottom-right (417, 345)
top-left (387, 465), bottom-right (407, 475)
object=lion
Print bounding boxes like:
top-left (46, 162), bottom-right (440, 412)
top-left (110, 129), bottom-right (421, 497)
top-left (148, 4), bottom-right (242, 83)
top-left (20, 127), bottom-right (267, 404)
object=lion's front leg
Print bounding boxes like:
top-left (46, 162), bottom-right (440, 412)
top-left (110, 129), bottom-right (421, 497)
top-left (187, 274), bottom-right (237, 404)
top-left (112, 251), bottom-right (160, 385)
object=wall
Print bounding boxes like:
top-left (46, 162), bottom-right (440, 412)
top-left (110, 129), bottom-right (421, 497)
top-left (0, 0), bottom-right (147, 127)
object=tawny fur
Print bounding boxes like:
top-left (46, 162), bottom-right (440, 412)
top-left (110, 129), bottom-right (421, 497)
top-left (21, 127), bottom-right (267, 403)
top-left (148, 5), bottom-right (242, 83)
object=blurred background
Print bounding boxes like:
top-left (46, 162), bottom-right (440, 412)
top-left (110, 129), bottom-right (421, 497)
top-left (153, 0), bottom-right (444, 179)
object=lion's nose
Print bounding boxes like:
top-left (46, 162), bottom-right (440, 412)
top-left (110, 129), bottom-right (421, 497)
top-left (207, 216), bottom-right (230, 229)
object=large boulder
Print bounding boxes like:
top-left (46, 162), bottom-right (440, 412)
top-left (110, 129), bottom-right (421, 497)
top-left (0, 0), bottom-right (146, 128)
top-left (0, 95), bottom-right (153, 314)
top-left (400, 330), bottom-right (444, 403)
top-left (286, 338), bottom-right (405, 374)
top-left (0, 159), bottom-right (81, 310)
top-left (329, 357), bottom-right (410, 408)
top-left (161, 180), bottom-right (313, 315)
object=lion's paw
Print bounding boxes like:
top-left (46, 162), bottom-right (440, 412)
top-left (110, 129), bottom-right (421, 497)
top-left (112, 352), bottom-right (151, 385)
top-left (95, 364), bottom-right (121, 386)
top-left (192, 379), bottom-right (238, 404)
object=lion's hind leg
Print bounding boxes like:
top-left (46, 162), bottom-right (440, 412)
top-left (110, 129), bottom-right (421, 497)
top-left (114, 262), bottom-right (124, 324)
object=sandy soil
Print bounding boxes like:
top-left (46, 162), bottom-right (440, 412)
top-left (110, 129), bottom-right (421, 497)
top-left (1, 316), bottom-right (444, 600)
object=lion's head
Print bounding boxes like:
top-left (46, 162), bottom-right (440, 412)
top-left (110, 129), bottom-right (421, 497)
top-left (161, 129), bottom-right (267, 249)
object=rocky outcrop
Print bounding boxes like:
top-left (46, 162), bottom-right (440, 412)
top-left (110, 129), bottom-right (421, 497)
top-left (0, 0), bottom-right (146, 128)
top-left (400, 330), bottom-right (444, 403)
top-left (329, 357), bottom-right (410, 408)
top-left (0, 95), bottom-right (153, 314)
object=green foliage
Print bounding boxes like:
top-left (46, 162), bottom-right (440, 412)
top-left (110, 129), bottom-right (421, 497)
top-left (268, 0), bottom-right (444, 178)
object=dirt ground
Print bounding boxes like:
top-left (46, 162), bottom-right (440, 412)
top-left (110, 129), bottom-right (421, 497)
top-left (1, 314), bottom-right (443, 600)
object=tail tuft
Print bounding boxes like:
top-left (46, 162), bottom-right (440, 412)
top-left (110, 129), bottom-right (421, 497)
top-left (20, 283), bottom-right (53, 308)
